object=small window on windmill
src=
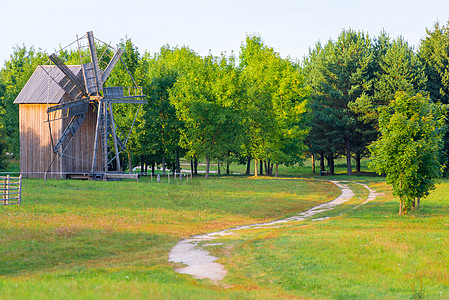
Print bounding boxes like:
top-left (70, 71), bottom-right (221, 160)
top-left (104, 87), bottom-right (124, 98)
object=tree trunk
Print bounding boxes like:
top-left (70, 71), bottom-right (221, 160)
top-left (144, 164), bottom-right (148, 175)
top-left (128, 152), bottom-right (132, 174)
top-left (264, 161), bottom-right (268, 176)
top-left (151, 161), bottom-right (155, 176)
top-left (255, 159), bottom-right (258, 177)
top-left (275, 164), bottom-right (278, 177)
top-left (205, 155), bottom-right (210, 179)
top-left (226, 161), bottom-right (230, 175)
top-left (328, 153), bottom-right (334, 175)
top-left (312, 154), bottom-right (315, 174)
top-left (140, 155), bottom-right (144, 175)
top-left (190, 158), bottom-right (194, 176)
top-left (194, 156), bottom-right (198, 175)
top-left (346, 141), bottom-right (352, 176)
top-left (217, 159), bottom-right (221, 175)
top-left (162, 156), bottom-right (166, 175)
top-left (399, 200), bottom-right (403, 215)
top-left (417, 197), bottom-right (420, 209)
top-left (260, 160), bottom-right (264, 176)
top-left (246, 157), bottom-right (251, 175)
top-left (320, 153), bottom-right (325, 172)
top-left (176, 150), bottom-right (180, 173)
top-left (356, 151), bottom-right (361, 173)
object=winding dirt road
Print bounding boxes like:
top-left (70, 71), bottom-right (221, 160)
top-left (168, 180), bottom-right (380, 282)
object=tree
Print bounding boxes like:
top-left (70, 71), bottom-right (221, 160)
top-left (349, 34), bottom-right (428, 172)
top-left (0, 120), bottom-right (7, 170)
top-left (240, 35), bottom-right (310, 175)
top-left (304, 29), bottom-right (375, 175)
top-left (419, 21), bottom-right (449, 171)
top-left (374, 36), bottom-right (427, 106)
top-left (139, 46), bottom-right (199, 174)
top-left (0, 46), bottom-right (47, 158)
top-left (419, 21), bottom-right (449, 105)
top-left (170, 54), bottom-right (243, 179)
top-left (369, 92), bottom-right (446, 214)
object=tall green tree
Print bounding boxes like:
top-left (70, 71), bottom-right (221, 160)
top-left (139, 46), bottom-right (199, 173)
top-left (374, 36), bottom-right (427, 106)
top-left (369, 92), bottom-right (446, 214)
top-left (305, 29), bottom-right (375, 175)
top-left (0, 120), bottom-right (7, 170)
top-left (0, 45), bottom-right (47, 158)
top-left (170, 54), bottom-right (243, 178)
top-left (419, 21), bottom-right (449, 170)
top-left (349, 34), bottom-right (428, 171)
top-left (419, 21), bottom-right (449, 104)
top-left (240, 35), bottom-right (309, 175)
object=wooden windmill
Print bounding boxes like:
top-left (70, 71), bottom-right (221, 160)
top-left (44, 31), bottom-right (146, 179)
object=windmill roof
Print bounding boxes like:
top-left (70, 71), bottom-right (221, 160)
top-left (14, 65), bottom-right (83, 104)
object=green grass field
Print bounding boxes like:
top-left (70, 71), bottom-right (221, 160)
top-left (0, 159), bottom-right (448, 299)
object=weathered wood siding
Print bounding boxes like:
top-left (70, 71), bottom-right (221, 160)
top-left (19, 103), bottom-right (103, 178)
top-left (19, 104), bottom-right (62, 179)
top-left (61, 104), bottom-right (103, 174)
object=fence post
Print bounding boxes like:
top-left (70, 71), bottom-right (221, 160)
top-left (2, 176), bottom-right (6, 205)
top-left (18, 174), bottom-right (22, 205)
top-left (6, 175), bottom-right (9, 205)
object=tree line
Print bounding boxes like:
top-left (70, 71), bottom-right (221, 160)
top-left (1, 22), bottom-right (449, 213)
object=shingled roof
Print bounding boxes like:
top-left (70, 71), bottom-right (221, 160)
top-left (14, 65), bottom-right (83, 104)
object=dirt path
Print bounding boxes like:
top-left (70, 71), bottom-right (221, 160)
top-left (168, 180), bottom-right (379, 282)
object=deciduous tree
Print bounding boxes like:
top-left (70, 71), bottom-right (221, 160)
top-left (240, 35), bottom-right (309, 175)
top-left (170, 54), bottom-right (243, 178)
top-left (0, 46), bottom-right (47, 158)
top-left (369, 92), bottom-right (446, 214)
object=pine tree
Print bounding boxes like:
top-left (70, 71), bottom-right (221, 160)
top-left (419, 21), bottom-right (449, 171)
top-left (305, 29), bottom-right (375, 175)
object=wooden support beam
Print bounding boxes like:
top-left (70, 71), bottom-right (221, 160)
top-left (86, 31), bottom-right (103, 93)
top-left (101, 48), bottom-right (123, 84)
top-left (91, 102), bottom-right (103, 173)
top-left (109, 102), bottom-right (121, 171)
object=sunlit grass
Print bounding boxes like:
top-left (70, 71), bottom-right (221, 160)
top-left (213, 180), bottom-right (449, 299)
top-left (0, 175), bottom-right (337, 299)
top-left (1, 157), bottom-right (448, 299)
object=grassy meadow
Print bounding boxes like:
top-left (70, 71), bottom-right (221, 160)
top-left (0, 158), bottom-right (448, 299)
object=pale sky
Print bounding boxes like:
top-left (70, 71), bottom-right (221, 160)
top-left (2, 0), bottom-right (449, 65)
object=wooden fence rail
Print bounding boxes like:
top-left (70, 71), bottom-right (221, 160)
top-left (1, 175), bottom-right (22, 205)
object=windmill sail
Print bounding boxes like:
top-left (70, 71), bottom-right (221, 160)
top-left (101, 48), bottom-right (123, 84)
top-left (85, 31), bottom-right (103, 94)
top-left (53, 113), bottom-right (87, 153)
top-left (49, 54), bottom-right (87, 98)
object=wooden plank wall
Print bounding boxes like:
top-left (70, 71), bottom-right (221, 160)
top-left (62, 104), bottom-right (103, 173)
top-left (19, 103), bottom-right (104, 178)
top-left (19, 104), bottom-right (62, 179)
